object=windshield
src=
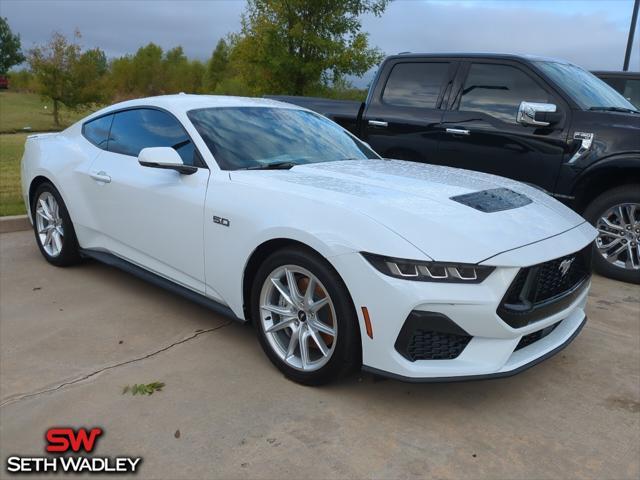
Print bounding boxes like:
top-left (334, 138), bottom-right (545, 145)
top-left (536, 61), bottom-right (638, 111)
top-left (187, 107), bottom-right (379, 170)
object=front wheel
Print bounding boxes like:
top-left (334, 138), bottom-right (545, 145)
top-left (251, 247), bottom-right (360, 385)
top-left (583, 184), bottom-right (640, 284)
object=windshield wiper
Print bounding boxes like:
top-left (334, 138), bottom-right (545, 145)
top-left (245, 161), bottom-right (298, 170)
top-left (589, 106), bottom-right (640, 114)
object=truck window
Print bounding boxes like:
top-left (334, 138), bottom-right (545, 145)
top-left (622, 79), bottom-right (640, 108)
top-left (382, 62), bottom-right (450, 108)
top-left (459, 63), bottom-right (550, 123)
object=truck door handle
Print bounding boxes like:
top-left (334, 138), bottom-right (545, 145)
top-left (445, 128), bottom-right (470, 136)
top-left (368, 120), bottom-right (388, 127)
top-left (90, 171), bottom-right (111, 183)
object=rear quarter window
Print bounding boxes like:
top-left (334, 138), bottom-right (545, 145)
top-left (382, 62), bottom-right (450, 108)
top-left (82, 114), bottom-right (113, 149)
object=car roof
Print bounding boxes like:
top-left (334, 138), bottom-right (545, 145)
top-left (385, 52), bottom-right (570, 64)
top-left (88, 94), bottom-right (301, 120)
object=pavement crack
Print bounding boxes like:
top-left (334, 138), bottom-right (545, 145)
top-left (0, 321), bottom-right (233, 408)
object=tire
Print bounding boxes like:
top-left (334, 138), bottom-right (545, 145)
top-left (583, 184), bottom-right (640, 284)
top-left (31, 182), bottom-right (82, 267)
top-left (251, 247), bottom-right (360, 385)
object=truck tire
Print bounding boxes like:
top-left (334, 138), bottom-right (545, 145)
top-left (583, 184), bottom-right (640, 284)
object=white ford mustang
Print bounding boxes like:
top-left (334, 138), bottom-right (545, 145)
top-left (21, 94), bottom-right (597, 385)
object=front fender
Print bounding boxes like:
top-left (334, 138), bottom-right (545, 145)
top-left (203, 174), bottom-right (428, 319)
top-left (571, 154), bottom-right (640, 210)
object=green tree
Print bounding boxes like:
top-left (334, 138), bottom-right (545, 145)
top-left (186, 60), bottom-right (206, 93)
top-left (108, 55), bottom-right (136, 99)
top-left (204, 39), bottom-right (230, 92)
top-left (27, 32), bottom-right (107, 125)
top-left (130, 43), bottom-right (164, 95)
top-left (163, 46), bottom-right (189, 93)
top-left (232, 0), bottom-right (388, 95)
top-left (0, 17), bottom-right (25, 74)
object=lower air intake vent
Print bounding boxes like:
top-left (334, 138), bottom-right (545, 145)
top-left (406, 330), bottom-right (471, 361)
top-left (394, 311), bottom-right (472, 362)
top-left (515, 323), bottom-right (559, 351)
top-left (451, 188), bottom-right (532, 213)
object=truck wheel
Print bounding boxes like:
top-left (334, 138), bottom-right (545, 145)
top-left (583, 185), bottom-right (640, 284)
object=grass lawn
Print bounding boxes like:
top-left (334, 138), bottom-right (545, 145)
top-left (0, 133), bottom-right (28, 216)
top-left (0, 91), bottom-right (95, 133)
top-left (0, 92), bottom-right (101, 216)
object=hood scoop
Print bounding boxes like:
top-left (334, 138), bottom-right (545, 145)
top-left (450, 188), bottom-right (532, 213)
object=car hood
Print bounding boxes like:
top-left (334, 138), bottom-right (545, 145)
top-left (230, 159), bottom-right (587, 263)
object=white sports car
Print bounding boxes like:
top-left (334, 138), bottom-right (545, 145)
top-left (21, 95), bottom-right (597, 385)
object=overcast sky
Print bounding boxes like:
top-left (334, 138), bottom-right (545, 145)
top-left (1, 0), bottom-right (638, 87)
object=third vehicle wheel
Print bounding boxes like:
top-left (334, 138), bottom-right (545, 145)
top-left (583, 184), bottom-right (640, 284)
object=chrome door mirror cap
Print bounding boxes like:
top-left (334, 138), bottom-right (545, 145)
top-left (138, 147), bottom-right (197, 175)
top-left (517, 101), bottom-right (558, 127)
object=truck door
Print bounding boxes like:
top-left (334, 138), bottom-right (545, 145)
top-left (361, 59), bottom-right (458, 163)
top-left (439, 60), bottom-right (571, 193)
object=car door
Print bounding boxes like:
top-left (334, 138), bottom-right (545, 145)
top-left (361, 59), bottom-right (458, 162)
top-left (87, 107), bottom-right (210, 293)
top-left (439, 61), bottom-right (571, 192)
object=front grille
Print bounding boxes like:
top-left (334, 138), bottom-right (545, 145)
top-left (498, 245), bottom-right (592, 328)
top-left (406, 330), bottom-right (471, 361)
top-left (515, 322), bottom-right (559, 351)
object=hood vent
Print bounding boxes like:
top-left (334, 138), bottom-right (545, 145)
top-left (450, 188), bottom-right (532, 213)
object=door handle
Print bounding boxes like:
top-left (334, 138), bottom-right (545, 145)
top-left (90, 171), bottom-right (111, 183)
top-left (368, 120), bottom-right (388, 127)
top-left (445, 128), bottom-right (470, 136)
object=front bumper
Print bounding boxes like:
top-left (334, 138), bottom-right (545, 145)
top-left (363, 314), bottom-right (587, 382)
top-left (330, 222), bottom-right (594, 381)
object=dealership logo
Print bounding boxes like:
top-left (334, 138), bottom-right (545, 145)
top-left (558, 258), bottom-right (575, 277)
top-left (46, 427), bottom-right (103, 453)
top-left (6, 427), bottom-right (142, 475)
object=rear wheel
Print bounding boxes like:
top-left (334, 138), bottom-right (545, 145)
top-left (251, 247), bottom-right (360, 385)
top-left (31, 182), bottom-right (82, 267)
top-left (583, 184), bottom-right (640, 284)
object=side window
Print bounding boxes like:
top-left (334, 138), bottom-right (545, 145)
top-left (382, 62), bottom-right (450, 108)
top-left (599, 76), bottom-right (625, 94)
top-left (82, 114), bottom-right (113, 149)
top-left (459, 64), bottom-right (550, 123)
top-left (622, 79), bottom-right (640, 108)
top-left (108, 109), bottom-right (197, 166)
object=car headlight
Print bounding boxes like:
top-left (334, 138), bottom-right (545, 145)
top-left (361, 252), bottom-right (494, 283)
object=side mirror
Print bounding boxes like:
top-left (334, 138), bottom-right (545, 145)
top-left (517, 101), bottom-right (560, 127)
top-left (138, 147), bottom-right (197, 175)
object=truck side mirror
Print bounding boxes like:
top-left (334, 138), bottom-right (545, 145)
top-left (517, 101), bottom-right (560, 127)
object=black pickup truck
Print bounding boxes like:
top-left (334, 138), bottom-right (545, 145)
top-left (272, 53), bottom-right (640, 283)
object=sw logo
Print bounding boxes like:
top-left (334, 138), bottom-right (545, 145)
top-left (5, 427), bottom-right (142, 475)
top-left (46, 427), bottom-right (103, 453)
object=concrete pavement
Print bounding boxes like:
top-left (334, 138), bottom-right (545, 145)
top-left (1, 230), bottom-right (639, 479)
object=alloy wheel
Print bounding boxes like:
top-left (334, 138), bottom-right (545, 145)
top-left (595, 203), bottom-right (640, 270)
top-left (35, 191), bottom-right (64, 257)
top-left (259, 265), bottom-right (338, 371)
